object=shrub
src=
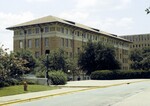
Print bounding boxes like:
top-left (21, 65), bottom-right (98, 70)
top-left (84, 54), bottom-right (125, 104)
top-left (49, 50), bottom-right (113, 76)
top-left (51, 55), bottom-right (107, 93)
top-left (91, 70), bottom-right (113, 80)
top-left (91, 69), bottom-right (150, 80)
top-left (26, 79), bottom-right (37, 85)
top-left (49, 71), bottom-right (67, 85)
top-left (0, 81), bottom-right (5, 88)
top-left (36, 71), bottom-right (45, 78)
top-left (4, 78), bottom-right (20, 86)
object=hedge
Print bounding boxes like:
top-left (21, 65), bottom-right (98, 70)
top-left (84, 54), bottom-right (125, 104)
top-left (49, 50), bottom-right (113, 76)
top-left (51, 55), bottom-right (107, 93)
top-left (91, 70), bottom-right (150, 80)
top-left (0, 78), bottom-right (21, 88)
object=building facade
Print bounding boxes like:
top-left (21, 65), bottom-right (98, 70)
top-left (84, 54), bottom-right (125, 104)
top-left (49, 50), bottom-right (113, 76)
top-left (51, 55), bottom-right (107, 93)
top-left (7, 15), bottom-right (131, 70)
top-left (120, 34), bottom-right (150, 49)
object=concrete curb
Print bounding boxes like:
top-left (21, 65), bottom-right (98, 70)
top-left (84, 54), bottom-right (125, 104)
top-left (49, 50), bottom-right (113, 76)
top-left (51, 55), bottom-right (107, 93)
top-left (58, 79), bottom-right (150, 88)
top-left (0, 79), bottom-right (149, 106)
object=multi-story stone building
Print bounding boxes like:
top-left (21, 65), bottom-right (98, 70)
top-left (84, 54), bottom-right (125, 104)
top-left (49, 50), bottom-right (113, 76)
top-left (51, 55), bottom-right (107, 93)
top-left (7, 15), bottom-right (131, 70)
top-left (120, 34), bottom-right (150, 50)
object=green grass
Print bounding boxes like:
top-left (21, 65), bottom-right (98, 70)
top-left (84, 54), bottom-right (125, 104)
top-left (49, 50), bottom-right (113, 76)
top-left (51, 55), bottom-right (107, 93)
top-left (0, 85), bottom-right (59, 97)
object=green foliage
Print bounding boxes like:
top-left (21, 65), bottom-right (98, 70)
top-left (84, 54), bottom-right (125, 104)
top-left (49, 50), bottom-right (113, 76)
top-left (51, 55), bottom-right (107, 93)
top-left (0, 46), bottom-right (28, 87)
top-left (78, 41), bottom-right (96, 75)
top-left (36, 71), bottom-right (45, 78)
top-left (49, 71), bottom-right (67, 85)
top-left (91, 70), bottom-right (150, 80)
top-left (0, 78), bottom-right (21, 88)
top-left (15, 50), bottom-right (39, 73)
top-left (78, 41), bottom-right (121, 75)
top-left (42, 49), bottom-right (67, 72)
top-left (91, 70), bottom-right (113, 80)
top-left (130, 47), bottom-right (150, 71)
top-left (0, 85), bottom-right (58, 97)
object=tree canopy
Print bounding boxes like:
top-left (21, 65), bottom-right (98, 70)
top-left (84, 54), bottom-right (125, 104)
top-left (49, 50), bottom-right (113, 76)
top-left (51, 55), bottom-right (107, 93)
top-left (15, 50), bottom-right (39, 73)
top-left (42, 49), bottom-right (68, 72)
top-left (0, 46), bottom-right (29, 81)
top-left (130, 47), bottom-right (150, 71)
top-left (78, 41), bottom-right (121, 75)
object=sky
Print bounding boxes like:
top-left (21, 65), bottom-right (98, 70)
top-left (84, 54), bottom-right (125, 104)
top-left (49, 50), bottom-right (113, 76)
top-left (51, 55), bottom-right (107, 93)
top-left (0, 0), bottom-right (150, 51)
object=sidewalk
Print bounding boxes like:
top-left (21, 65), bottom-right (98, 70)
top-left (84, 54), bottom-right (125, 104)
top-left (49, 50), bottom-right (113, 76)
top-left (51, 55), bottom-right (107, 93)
top-left (113, 87), bottom-right (150, 106)
top-left (0, 79), bottom-right (149, 106)
top-left (0, 88), bottom-right (87, 106)
top-left (61, 79), bottom-right (149, 87)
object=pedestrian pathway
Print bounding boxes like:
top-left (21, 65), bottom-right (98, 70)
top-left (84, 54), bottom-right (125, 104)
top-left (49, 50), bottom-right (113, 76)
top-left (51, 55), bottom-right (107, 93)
top-left (61, 79), bottom-right (149, 87)
top-left (0, 88), bottom-right (87, 106)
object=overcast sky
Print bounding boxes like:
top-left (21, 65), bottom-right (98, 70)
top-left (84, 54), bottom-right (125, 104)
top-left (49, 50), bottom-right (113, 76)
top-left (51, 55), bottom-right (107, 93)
top-left (0, 0), bottom-right (150, 51)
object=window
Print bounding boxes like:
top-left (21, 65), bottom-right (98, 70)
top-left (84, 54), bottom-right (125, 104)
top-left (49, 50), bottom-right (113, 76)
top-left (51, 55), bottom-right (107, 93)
top-left (19, 40), bottom-right (23, 48)
top-left (35, 28), bottom-right (40, 34)
top-left (90, 35), bottom-right (92, 40)
top-left (66, 28), bottom-right (68, 34)
top-left (83, 34), bottom-right (86, 38)
top-left (27, 29), bottom-right (32, 35)
top-left (35, 39), bottom-right (39, 48)
top-left (45, 26), bottom-right (49, 32)
top-left (61, 38), bottom-right (64, 47)
top-left (19, 30), bottom-right (24, 36)
top-left (45, 38), bottom-right (49, 47)
top-left (87, 34), bottom-right (89, 39)
top-left (60, 27), bottom-right (64, 33)
top-left (35, 52), bottom-right (40, 58)
top-left (28, 39), bottom-right (32, 48)
top-left (77, 31), bottom-right (80, 36)
top-left (50, 27), bottom-right (55, 31)
top-left (66, 39), bottom-right (68, 47)
top-left (70, 40), bottom-right (73, 48)
top-left (57, 27), bottom-right (60, 32)
top-left (95, 36), bottom-right (98, 40)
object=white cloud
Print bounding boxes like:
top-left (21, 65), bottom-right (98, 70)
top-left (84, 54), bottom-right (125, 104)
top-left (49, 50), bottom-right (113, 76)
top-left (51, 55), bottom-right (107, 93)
top-left (0, 12), bottom-right (34, 51)
top-left (114, 0), bottom-right (132, 9)
top-left (74, 0), bottom-right (132, 11)
top-left (26, 0), bottom-right (50, 3)
top-left (75, 0), bottom-right (98, 9)
top-left (0, 12), bottom-right (34, 29)
top-left (84, 17), bottom-right (134, 35)
top-left (116, 17), bottom-right (133, 29)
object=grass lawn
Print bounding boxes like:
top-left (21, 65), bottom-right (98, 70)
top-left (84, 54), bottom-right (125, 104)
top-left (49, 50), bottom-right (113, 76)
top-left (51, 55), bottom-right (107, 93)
top-left (0, 85), bottom-right (59, 97)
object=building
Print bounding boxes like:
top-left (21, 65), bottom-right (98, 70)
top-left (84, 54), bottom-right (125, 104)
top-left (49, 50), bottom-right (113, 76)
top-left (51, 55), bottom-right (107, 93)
top-left (120, 34), bottom-right (150, 50)
top-left (7, 15), bottom-right (131, 70)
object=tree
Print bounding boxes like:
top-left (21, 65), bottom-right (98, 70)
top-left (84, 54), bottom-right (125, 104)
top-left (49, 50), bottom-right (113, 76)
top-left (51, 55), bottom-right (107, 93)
top-left (78, 41), bottom-right (121, 75)
top-left (95, 42), bottom-right (121, 70)
top-left (78, 41), bottom-right (96, 75)
top-left (42, 49), bottom-right (67, 72)
top-left (66, 58), bottom-right (79, 80)
top-left (130, 47), bottom-right (150, 71)
top-left (0, 46), bottom-right (29, 81)
top-left (15, 50), bottom-right (38, 73)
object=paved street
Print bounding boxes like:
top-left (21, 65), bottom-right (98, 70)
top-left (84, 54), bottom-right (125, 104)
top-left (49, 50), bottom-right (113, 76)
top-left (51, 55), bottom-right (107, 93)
top-left (10, 81), bottom-right (150, 106)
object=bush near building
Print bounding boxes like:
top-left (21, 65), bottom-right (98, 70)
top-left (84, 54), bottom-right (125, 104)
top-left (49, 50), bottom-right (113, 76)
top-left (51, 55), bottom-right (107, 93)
top-left (91, 70), bottom-right (150, 80)
top-left (49, 71), bottom-right (67, 85)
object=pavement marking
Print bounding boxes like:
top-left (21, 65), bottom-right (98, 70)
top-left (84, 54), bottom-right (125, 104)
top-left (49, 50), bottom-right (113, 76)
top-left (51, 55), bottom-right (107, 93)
top-left (1, 79), bottom-right (150, 106)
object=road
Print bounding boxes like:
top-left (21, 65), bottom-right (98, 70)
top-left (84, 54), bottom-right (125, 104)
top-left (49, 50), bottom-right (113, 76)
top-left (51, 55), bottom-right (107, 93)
top-left (11, 81), bottom-right (150, 106)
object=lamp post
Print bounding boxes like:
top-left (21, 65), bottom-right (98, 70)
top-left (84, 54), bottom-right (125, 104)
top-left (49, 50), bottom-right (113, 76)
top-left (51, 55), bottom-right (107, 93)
top-left (45, 50), bottom-right (50, 85)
